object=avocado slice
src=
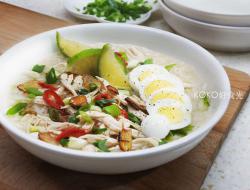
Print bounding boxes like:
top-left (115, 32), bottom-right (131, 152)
top-left (98, 44), bottom-right (131, 90)
top-left (67, 48), bottom-right (102, 75)
top-left (56, 32), bottom-right (89, 57)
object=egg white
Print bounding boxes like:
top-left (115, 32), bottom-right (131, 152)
top-left (141, 113), bottom-right (170, 139)
top-left (128, 64), bottom-right (168, 91)
top-left (148, 100), bottom-right (192, 130)
top-left (138, 74), bottom-right (184, 101)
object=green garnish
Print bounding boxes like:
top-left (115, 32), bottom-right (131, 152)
top-left (60, 138), bottom-right (69, 147)
top-left (92, 127), bottom-right (107, 134)
top-left (119, 52), bottom-right (128, 61)
top-left (32, 64), bottom-right (45, 73)
top-left (6, 102), bottom-right (27, 115)
top-left (165, 64), bottom-right (176, 71)
top-left (202, 94), bottom-right (210, 107)
top-left (95, 99), bottom-right (116, 107)
top-left (79, 111), bottom-right (93, 124)
top-left (172, 125), bottom-right (194, 137)
top-left (29, 126), bottom-right (39, 133)
top-left (68, 115), bottom-right (79, 124)
top-left (93, 140), bottom-right (110, 152)
top-left (140, 58), bottom-right (153, 65)
top-left (77, 88), bottom-right (89, 95)
top-left (79, 104), bottom-right (91, 112)
top-left (26, 87), bottom-right (43, 96)
top-left (83, 0), bottom-right (152, 23)
top-left (103, 104), bottom-right (121, 117)
top-left (48, 107), bottom-right (60, 122)
top-left (159, 132), bottom-right (174, 145)
top-left (89, 83), bottom-right (98, 92)
top-left (128, 112), bottom-right (141, 124)
top-left (46, 68), bottom-right (57, 84)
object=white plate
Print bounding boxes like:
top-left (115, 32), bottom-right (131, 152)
top-left (160, 0), bottom-right (250, 51)
top-left (0, 24), bottom-right (230, 174)
top-left (64, 0), bottom-right (158, 25)
top-left (164, 0), bottom-right (250, 26)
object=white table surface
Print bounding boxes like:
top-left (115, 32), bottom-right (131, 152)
top-left (1, 0), bottom-right (250, 189)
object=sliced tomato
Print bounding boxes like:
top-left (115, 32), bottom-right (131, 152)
top-left (43, 90), bottom-right (64, 109)
top-left (38, 82), bottom-right (57, 91)
top-left (55, 127), bottom-right (88, 142)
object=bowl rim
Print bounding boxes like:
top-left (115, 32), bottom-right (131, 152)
top-left (164, 0), bottom-right (250, 17)
top-left (0, 23), bottom-right (231, 159)
top-left (160, 0), bottom-right (250, 30)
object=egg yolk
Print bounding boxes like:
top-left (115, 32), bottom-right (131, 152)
top-left (138, 71), bottom-right (153, 81)
top-left (144, 80), bottom-right (173, 97)
top-left (150, 91), bottom-right (183, 104)
top-left (158, 106), bottom-right (183, 123)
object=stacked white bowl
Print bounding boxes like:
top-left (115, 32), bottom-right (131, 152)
top-left (159, 0), bottom-right (250, 52)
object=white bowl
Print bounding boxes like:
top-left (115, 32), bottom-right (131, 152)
top-left (64, 0), bottom-right (157, 25)
top-left (0, 24), bottom-right (230, 174)
top-left (164, 0), bottom-right (250, 27)
top-left (160, 0), bottom-right (250, 52)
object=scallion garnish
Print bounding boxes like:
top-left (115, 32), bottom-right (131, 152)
top-left (32, 64), bottom-right (45, 73)
top-left (6, 102), bottom-right (27, 115)
top-left (46, 68), bottom-right (57, 84)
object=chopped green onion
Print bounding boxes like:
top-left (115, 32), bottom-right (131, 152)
top-left (26, 87), bottom-right (43, 96)
top-left (48, 107), bottom-right (60, 122)
top-left (79, 111), bottom-right (93, 124)
top-left (202, 94), bottom-right (210, 107)
top-left (159, 132), bottom-right (174, 145)
top-left (79, 104), bottom-right (91, 112)
top-left (60, 138), bottom-right (69, 147)
top-left (32, 64), bottom-right (45, 73)
top-left (29, 126), bottom-right (39, 133)
top-left (128, 112), bottom-right (141, 125)
top-left (89, 83), bottom-right (98, 92)
top-left (93, 140), bottom-right (110, 152)
top-left (6, 102), bottom-right (27, 115)
top-left (46, 68), bottom-right (57, 84)
top-left (103, 104), bottom-right (121, 117)
top-left (172, 125), bottom-right (194, 137)
top-left (95, 99), bottom-right (115, 107)
top-left (92, 127), bottom-right (107, 134)
top-left (77, 88), bottom-right (89, 95)
top-left (140, 58), bottom-right (153, 65)
top-left (68, 115), bottom-right (79, 124)
top-left (165, 64), bottom-right (176, 71)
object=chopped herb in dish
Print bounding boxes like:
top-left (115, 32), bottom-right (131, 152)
top-left (82, 0), bottom-right (152, 23)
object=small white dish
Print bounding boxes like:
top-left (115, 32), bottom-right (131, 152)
top-left (164, 0), bottom-right (250, 26)
top-left (0, 24), bottom-right (230, 174)
top-left (64, 0), bottom-right (157, 25)
top-left (160, 0), bottom-right (250, 52)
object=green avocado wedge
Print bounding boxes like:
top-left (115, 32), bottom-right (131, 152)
top-left (98, 44), bottom-right (131, 90)
top-left (67, 48), bottom-right (102, 75)
top-left (56, 32), bottom-right (89, 57)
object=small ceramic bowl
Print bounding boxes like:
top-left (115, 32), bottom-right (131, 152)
top-left (160, 0), bottom-right (250, 52)
top-left (0, 24), bottom-right (230, 174)
top-left (64, 0), bottom-right (157, 25)
top-left (164, 0), bottom-right (250, 27)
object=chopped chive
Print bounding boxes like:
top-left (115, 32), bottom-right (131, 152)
top-left (6, 102), bottom-right (27, 115)
top-left (26, 87), bottom-right (43, 96)
top-left (32, 64), bottom-right (45, 73)
top-left (46, 68), bottom-right (57, 84)
top-left (165, 64), bottom-right (176, 71)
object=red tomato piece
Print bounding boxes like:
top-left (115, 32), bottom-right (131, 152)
top-left (120, 109), bottom-right (128, 119)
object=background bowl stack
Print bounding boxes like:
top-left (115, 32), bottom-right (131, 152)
top-left (159, 0), bottom-right (250, 52)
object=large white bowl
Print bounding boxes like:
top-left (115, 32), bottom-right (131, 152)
top-left (164, 0), bottom-right (250, 27)
top-left (0, 24), bottom-right (230, 174)
top-left (160, 0), bottom-right (250, 52)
